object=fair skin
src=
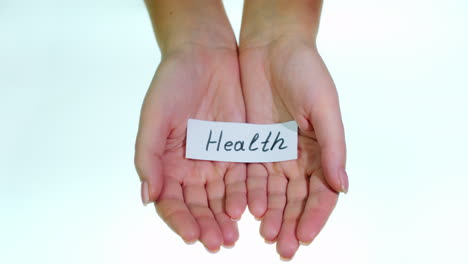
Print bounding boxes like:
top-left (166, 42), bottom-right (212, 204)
top-left (135, 0), bottom-right (348, 260)
top-left (239, 0), bottom-right (347, 259)
top-left (135, 0), bottom-right (246, 252)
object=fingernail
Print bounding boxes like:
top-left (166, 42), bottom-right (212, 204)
top-left (280, 256), bottom-right (292, 262)
top-left (206, 246), bottom-right (221, 254)
top-left (264, 239), bottom-right (274, 244)
top-left (183, 239), bottom-right (197, 245)
top-left (222, 243), bottom-right (235, 249)
top-left (299, 231), bottom-right (317, 245)
top-left (340, 170), bottom-right (349, 194)
top-left (141, 181), bottom-right (150, 206)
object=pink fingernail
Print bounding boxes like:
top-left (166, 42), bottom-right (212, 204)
top-left (141, 181), bottom-right (150, 206)
top-left (183, 239), bottom-right (197, 245)
top-left (222, 243), bottom-right (235, 249)
top-left (340, 170), bottom-right (349, 194)
top-left (206, 246), bottom-right (221, 254)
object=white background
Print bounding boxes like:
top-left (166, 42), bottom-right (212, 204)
top-left (1, 0), bottom-right (467, 263)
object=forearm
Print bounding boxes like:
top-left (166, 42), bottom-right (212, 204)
top-left (145, 0), bottom-right (236, 56)
top-left (240, 0), bottom-right (323, 48)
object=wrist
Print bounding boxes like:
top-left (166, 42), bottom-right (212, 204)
top-left (239, 0), bottom-right (322, 50)
top-left (158, 26), bottom-right (236, 57)
top-left (145, 0), bottom-right (236, 56)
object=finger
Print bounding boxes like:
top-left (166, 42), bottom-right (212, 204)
top-left (184, 183), bottom-right (223, 252)
top-left (296, 169), bottom-right (338, 244)
top-left (308, 86), bottom-right (348, 193)
top-left (225, 164), bottom-right (247, 220)
top-left (247, 163), bottom-right (268, 218)
top-left (276, 178), bottom-right (308, 260)
top-left (134, 86), bottom-right (170, 204)
top-left (155, 179), bottom-right (200, 243)
top-left (260, 173), bottom-right (287, 242)
top-left (206, 179), bottom-right (239, 246)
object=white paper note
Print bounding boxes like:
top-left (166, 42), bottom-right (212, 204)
top-left (186, 119), bottom-right (298, 163)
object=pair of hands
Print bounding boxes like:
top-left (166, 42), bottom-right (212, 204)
top-left (134, 33), bottom-right (348, 260)
top-left (135, 1), bottom-right (347, 259)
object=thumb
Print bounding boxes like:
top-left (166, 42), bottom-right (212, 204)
top-left (308, 89), bottom-right (348, 194)
top-left (134, 89), bottom-right (169, 205)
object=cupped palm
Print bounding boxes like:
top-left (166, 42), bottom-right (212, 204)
top-left (135, 46), bottom-right (247, 252)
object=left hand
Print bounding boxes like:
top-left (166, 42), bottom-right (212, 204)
top-left (239, 34), bottom-right (348, 259)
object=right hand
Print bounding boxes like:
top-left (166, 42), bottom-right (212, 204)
top-left (134, 44), bottom-right (246, 252)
